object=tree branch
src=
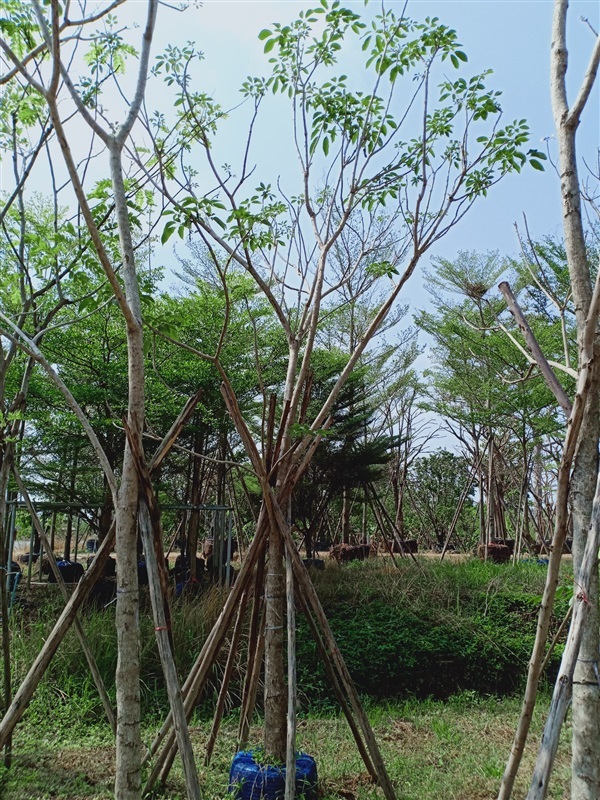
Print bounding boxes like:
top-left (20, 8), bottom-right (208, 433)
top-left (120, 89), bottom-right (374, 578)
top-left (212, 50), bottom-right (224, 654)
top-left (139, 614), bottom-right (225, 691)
top-left (567, 32), bottom-right (600, 127)
top-left (0, 313), bottom-right (118, 500)
top-left (498, 281), bottom-right (573, 414)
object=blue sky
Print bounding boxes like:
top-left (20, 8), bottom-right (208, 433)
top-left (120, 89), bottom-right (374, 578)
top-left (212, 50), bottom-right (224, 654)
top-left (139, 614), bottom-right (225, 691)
top-left (3, 0), bottom-right (598, 363)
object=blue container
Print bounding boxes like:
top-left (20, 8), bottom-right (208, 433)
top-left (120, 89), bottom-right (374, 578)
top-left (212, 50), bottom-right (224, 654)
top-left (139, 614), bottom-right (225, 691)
top-left (229, 750), bottom-right (318, 800)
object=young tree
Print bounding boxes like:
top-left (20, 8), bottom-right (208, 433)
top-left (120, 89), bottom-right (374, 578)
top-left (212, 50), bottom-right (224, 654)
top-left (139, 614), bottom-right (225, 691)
top-left (0, 4), bottom-right (166, 798)
top-left (142, 1), bottom-right (545, 770)
top-left (499, 5), bottom-right (600, 798)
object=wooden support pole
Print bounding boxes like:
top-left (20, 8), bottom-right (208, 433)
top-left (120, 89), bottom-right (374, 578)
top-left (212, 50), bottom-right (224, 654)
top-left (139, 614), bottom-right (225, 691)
top-left (364, 486), bottom-right (402, 567)
top-left (526, 466), bottom-right (600, 799)
top-left (143, 522), bottom-right (266, 793)
top-left (238, 543), bottom-right (266, 749)
top-left (139, 501), bottom-right (202, 800)
top-left (498, 282), bottom-right (572, 416)
top-left (0, 522), bottom-right (115, 750)
top-left (368, 487), bottom-right (404, 557)
top-left (296, 592), bottom-right (377, 781)
top-left (204, 590), bottom-right (249, 766)
top-left (440, 444), bottom-right (487, 560)
top-left (0, 391), bottom-right (202, 753)
top-left (13, 467), bottom-right (116, 735)
top-left (284, 546), bottom-right (297, 800)
top-left (289, 549), bottom-right (395, 797)
top-left (238, 612), bottom-right (266, 751)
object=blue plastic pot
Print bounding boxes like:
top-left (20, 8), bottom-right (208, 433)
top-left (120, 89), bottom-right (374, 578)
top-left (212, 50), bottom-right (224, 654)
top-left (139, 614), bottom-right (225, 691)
top-left (229, 750), bottom-right (318, 800)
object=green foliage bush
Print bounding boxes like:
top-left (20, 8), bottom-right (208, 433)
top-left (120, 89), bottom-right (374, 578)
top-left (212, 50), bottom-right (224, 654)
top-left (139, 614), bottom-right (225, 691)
top-left (296, 558), bottom-right (572, 703)
top-left (9, 558), bottom-right (571, 725)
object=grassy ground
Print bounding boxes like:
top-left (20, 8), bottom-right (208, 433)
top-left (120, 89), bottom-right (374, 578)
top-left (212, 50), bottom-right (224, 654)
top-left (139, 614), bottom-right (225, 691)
top-left (1, 556), bottom-right (574, 799)
top-left (0, 694), bottom-right (572, 800)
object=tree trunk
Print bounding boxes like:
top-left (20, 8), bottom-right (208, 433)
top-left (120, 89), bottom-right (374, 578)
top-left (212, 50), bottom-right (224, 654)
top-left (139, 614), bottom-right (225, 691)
top-left (63, 448), bottom-right (78, 561)
top-left (342, 487), bottom-right (351, 544)
top-left (263, 517), bottom-right (287, 763)
top-left (570, 381), bottom-right (600, 798)
top-left (551, 3), bottom-right (600, 795)
top-left (187, 426), bottom-right (204, 580)
top-left (110, 143), bottom-right (148, 800)
top-left (0, 457), bottom-right (12, 765)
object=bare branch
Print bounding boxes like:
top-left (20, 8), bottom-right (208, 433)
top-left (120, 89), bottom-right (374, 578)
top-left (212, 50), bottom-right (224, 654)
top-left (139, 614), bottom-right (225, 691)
top-left (0, 313), bottom-right (118, 500)
top-left (567, 32), bottom-right (600, 127)
top-left (498, 281), bottom-right (573, 414)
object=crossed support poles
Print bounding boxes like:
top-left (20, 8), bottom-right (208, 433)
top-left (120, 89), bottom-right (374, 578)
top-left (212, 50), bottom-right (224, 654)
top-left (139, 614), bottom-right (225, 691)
top-left (140, 494), bottom-right (395, 800)
top-left (0, 388), bottom-right (397, 800)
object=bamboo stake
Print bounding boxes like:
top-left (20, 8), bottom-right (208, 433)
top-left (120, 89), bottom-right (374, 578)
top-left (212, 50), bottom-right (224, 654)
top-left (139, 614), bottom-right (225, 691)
top-left (284, 545), bottom-right (297, 800)
top-left (139, 502), bottom-right (202, 800)
top-left (499, 282), bottom-right (572, 415)
top-left (0, 474), bottom-right (14, 768)
top-left (296, 592), bottom-right (377, 781)
top-left (526, 467), bottom-right (600, 799)
top-left (369, 487), bottom-right (408, 559)
top-left (150, 577), bottom-right (259, 791)
top-left (441, 443), bottom-right (488, 560)
top-left (364, 486), bottom-right (402, 567)
top-left (540, 603), bottom-right (573, 677)
top-left (151, 390), bottom-right (204, 472)
top-left (205, 590), bottom-right (249, 766)
top-left (144, 523), bottom-right (265, 793)
top-left (13, 467), bottom-right (116, 735)
top-left (289, 548), bottom-right (396, 799)
top-left (0, 391), bottom-right (202, 752)
top-left (238, 613), bottom-right (266, 751)
top-left (146, 515), bottom-right (266, 764)
top-left (0, 522), bottom-right (116, 750)
top-left (238, 544), bottom-right (266, 748)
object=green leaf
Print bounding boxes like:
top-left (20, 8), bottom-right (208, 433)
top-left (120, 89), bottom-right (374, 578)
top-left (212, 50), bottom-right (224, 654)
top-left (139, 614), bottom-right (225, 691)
top-left (530, 159), bottom-right (545, 171)
top-left (258, 29), bottom-right (271, 40)
top-left (264, 38), bottom-right (277, 53)
top-left (161, 222), bottom-right (176, 244)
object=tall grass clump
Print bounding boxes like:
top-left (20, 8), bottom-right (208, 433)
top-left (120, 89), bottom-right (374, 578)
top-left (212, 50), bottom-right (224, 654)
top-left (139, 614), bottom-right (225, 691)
top-left (9, 583), bottom-right (229, 727)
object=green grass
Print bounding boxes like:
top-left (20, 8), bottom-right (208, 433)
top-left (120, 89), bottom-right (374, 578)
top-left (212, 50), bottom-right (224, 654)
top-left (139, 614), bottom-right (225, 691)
top-left (1, 694), bottom-right (572, 800)
top-left (1, 557), bottom-right (575, 797)
top-left (296, 557), bottom-right (572, 701)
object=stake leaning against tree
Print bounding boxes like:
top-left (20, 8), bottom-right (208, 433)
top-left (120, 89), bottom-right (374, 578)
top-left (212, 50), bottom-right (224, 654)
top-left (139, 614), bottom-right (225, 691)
top-left (0, 386), bottom-right (202, 752)
top-left (497, 2), bottom-right (600, 797)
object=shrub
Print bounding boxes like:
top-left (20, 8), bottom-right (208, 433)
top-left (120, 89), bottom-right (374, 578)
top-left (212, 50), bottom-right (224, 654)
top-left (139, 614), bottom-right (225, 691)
top-left (9, 558), bottom-right (572, 723)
